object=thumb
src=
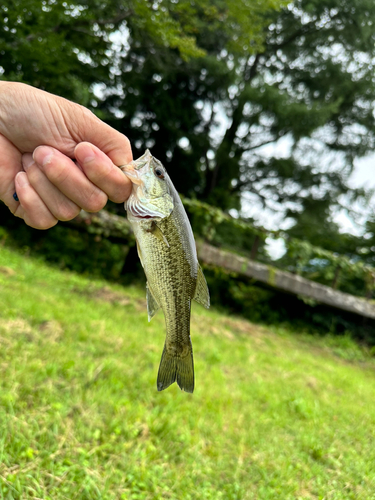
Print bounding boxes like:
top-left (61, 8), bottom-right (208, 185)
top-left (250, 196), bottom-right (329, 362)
top-left (61, 101), bottom-right (133, 166)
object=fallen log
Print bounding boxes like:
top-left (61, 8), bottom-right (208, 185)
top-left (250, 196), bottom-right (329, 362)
top-left (64, 210), bottom-right (375, 320)
top-left (65, 210), bottom-right (134, 241)
top-left (196, 241), bottom-right (375, 320)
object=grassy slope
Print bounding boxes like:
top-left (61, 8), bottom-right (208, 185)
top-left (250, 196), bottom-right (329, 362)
top-left (0, 245), bottom-right (374, 500)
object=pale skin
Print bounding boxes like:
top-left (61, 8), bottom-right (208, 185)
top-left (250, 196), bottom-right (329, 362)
top-left (0, 81), bottom-right (133, 229)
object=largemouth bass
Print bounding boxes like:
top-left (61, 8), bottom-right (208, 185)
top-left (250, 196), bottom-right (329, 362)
top-left (121, 150), bottom-right (210, 393)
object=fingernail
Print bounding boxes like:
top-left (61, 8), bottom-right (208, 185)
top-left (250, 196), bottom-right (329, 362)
top-left (16, 172), bottom-right (30, 188)
top-left (33, 147), bottom-right (54, 167)
top-left (75, 143), bottom-right (96, 164)
top-left (13, 192), bottom-right (19, 202)
top-left (22, 153), bottom-right (35, 170)
top-left (82, 152), bottom-right (96, 164)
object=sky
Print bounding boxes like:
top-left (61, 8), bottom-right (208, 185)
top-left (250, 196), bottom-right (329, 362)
top-left (351, 154), bottom-right (375, 189)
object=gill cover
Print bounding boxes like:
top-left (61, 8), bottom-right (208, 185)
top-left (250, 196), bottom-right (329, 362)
top-left (122, 150), bottom-right (174, 219)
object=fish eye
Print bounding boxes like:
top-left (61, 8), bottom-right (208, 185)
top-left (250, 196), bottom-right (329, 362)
top-left (154, 168), bottom-right (165, 179)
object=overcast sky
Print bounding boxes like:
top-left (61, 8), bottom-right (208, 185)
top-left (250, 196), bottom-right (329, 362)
top-left (352, 154), bottom-right (375, 189)
top-left (258, 153), bottom-right (375, 259)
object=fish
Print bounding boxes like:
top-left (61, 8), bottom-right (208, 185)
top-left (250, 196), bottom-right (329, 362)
top-left (121, 150), bottom-right (210, 393)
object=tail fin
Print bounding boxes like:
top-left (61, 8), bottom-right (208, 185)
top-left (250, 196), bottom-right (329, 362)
top-left (157, 343), bottom-right (194, 393)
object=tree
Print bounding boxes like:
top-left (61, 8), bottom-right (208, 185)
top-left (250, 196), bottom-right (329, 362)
top-left (2, 0), bottom-right (374, 241)
top-left (0, 0), bottom-right (210, 104)
top-left (101, 0), bottom-right (375, 224)
top-left (100, 0), bottom-right (285, 204)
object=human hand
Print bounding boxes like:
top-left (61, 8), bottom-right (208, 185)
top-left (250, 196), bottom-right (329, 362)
top-left (0, 81), bottom-right (132, 229)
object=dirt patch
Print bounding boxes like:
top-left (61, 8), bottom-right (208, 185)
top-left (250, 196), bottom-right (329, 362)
top-left (221, 317), bottom-right (266, 338)
top-left (0, 318), bottom-right (33, 335)
top-left (0, 266), bottom-right (16, 276)
top-left (0, 318), bottom-right (65, 344)
top-left (71, 285), bottom-right (147, 313)
top-left (191, 315), bottom-right (265, 340)
top-left (0, 318), bottom-right (34, 343)
top-left (38, 320), bottom-right (64, 342)
top-left (92, 286), bottom-right (132, 306)
top-left (72, 285), bottom-right (133, 306)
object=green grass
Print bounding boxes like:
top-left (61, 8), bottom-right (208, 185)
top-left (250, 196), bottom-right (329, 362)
top-left (0, 245), bottom-right (375, 499)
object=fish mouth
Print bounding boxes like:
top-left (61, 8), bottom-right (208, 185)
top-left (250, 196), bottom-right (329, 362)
top-left (121, 164), bottom-right (143, 185)
top-left (132, 214), bottom-right (155, 220)
top-left (120, 150), bottom-right (153, 181)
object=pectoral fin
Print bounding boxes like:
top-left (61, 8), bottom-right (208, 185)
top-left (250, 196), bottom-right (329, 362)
top-left (135, 239), bottom-right (144, 268)
top-left (151, 223), bottom-right (169, 247)
top-left (193, 265), bottom-right (210, 309)
top-left (146, 283), bottom-right (160, 321)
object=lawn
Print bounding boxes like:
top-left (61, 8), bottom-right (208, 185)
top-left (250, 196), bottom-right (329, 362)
top-left (0, 244), bottom-right (374, 499)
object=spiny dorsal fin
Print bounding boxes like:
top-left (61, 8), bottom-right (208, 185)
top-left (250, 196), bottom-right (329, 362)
top-left (193, 265), bottom-right (210, 309)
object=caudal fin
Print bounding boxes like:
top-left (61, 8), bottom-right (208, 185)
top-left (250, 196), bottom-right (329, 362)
top-left (157, 343), bottom-right (194, 393)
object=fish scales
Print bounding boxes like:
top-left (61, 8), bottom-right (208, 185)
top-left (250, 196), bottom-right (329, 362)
top-left (122, 150), bottom-right (209, 393)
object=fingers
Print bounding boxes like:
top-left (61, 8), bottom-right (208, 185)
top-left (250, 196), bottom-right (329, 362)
top-left (22, 154), bottom-right (81, 221)
top-left (32, 143), bottom-right (132, 207)
top-left (14, 172), bottom-right (58, 229)
top-left (74, 142), bottom-right (132, 202)
top-left (0, 134), bottom-right (58, 229)
top-left (0, 133), bottom-right (23, 215)
top-left (33, 146), bottom-right (109, 213)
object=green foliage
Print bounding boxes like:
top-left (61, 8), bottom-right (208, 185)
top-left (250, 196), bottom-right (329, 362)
top-left (281, 238), bottom-right (375, 298)
top-left (353, 216), bottom-right (375, 269)
top-left (2, 0), bottom-right (375, 247)
top-left (0, 0), bottom-right (212, 102)
top-left (1, 245), bottom-right (375, 498)
top-left (100, 0), bottom-right (375, 225)
top-left (180, 197), bottom-right (375, 300)
top-left (99, 0), bottom-right (285, 200)
top-left (182, 196), bottom-right (267, 259)
top-left (0, 210), bottom-right (129, 282)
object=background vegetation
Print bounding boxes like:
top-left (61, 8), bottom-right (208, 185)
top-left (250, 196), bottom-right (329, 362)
top-left (2, 0), bottom-right (375, 225)
top-left (1, 2), bottom-right (375, 495)
top-left (2, 0), bottom-right (375, 263)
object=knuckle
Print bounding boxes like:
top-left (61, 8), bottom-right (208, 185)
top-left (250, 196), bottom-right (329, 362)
top-left (57, 204), bottom-right (81, 221)
top-left (26, 216), bottom-right (57, 230)
top-left (79, 104), bottom-right (97, 121)
top-left (44, 161), bottom-right (69, 185)
top-left (123, 135), bottom-right (131, 151)
top-left (83, 190), bottom-right (107, 212)
top-left (109, 189), bottom-right (127, 204)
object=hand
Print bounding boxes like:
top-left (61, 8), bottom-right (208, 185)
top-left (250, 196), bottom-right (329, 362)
top-left (0, 81), bottom-right (132, 229)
